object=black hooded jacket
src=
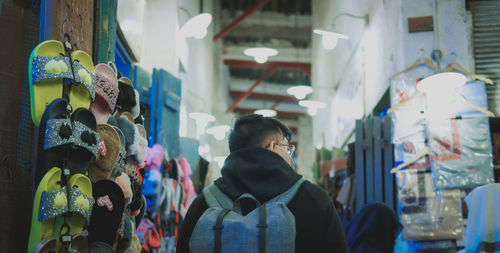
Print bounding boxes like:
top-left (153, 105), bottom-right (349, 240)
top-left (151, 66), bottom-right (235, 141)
top-left (177, 147), bottom-right (348, 253)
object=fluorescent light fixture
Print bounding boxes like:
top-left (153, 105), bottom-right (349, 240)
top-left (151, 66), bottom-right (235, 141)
top-left (313, 29), bottom-right (349, 50)
top-left (180, 13), bottom-right (212, 39)
top-left (198, 144), bottom-right (210, 156)
top-left (188, 112), bottom-right (215, 123)
top-left (189, 112), bottom-right (215, 137)
top-left (206, 125), bottom-right (231, 140)
top-left (213, 156), bottom-right (227, 168)
top-left (299, 100), bottom-right (326, 116)
top-left (254, 109), bottom-right (277, 117)
top-left (244, 47), bottom-right (278, 64)
top-left (287, 85), bottom-right (313, 100)
top-left (417, 72), bottom-right (467, 95)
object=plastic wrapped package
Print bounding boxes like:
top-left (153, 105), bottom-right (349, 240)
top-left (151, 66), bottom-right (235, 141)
top-left (390, 75), bottom-right (426, 111)
top-left (392, 109), bottom-right (429, 170)
top-left (396, 170), bottom-right (464, 241)
top-left (425, 81), bottom-right (488, 118)
top-left (427, 115), bottom-right (494, 189)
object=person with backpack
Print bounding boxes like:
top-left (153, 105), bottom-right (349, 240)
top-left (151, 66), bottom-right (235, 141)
top-left (177, 114), bottom-right (348, 253)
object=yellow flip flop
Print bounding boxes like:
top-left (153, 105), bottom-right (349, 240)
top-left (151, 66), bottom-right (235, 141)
top-left (28, 167), bottom-right (67, 253)
top-left (29, 40), bottom-right (71, 126)
top-left (69, 50), bottom-right (96, 112)
top-left (66, 173), bottom-right (94, 236)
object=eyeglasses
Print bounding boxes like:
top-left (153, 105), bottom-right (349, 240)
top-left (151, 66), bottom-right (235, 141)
top-left (277, 143), bottom-right (296, 157)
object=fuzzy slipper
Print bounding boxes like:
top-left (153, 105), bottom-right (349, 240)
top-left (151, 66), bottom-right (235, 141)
top-left (29, 40), bottom-right (72, 126)
top-left (109, 126), bottom-right (126, 180)
top-left (34, 98), bottom-right (72, 191)
top-left (115, 77), bottom-right (136, 114)
top-left (116, 111), bottom-right (135, 123)
top-left (88, 124), bottom-right (120, 182)
top-left (88, 180), bottom-right (125, 247)
top-left (117, 115), bottom-right (136, 152)
top-left (28, 167), bottom-right (67, 253)
top-left (66, 173), bottom-right (94, 237)
top-left (69, 50), bottom-right (96, 112)
top-left (90, 64), bottom-right (118, 124)
top-left (131, 89), bottom-right (140, 119)
top-left (66, 108), bottom-right (99, 176)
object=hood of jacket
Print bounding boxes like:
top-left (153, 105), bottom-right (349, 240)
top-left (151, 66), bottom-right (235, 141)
top-left (214, 147), bottom-right (301, 202)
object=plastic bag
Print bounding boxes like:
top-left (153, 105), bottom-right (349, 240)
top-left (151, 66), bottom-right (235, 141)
top-left (396, 170), bottom-right (464, 241)
top-left (425, 81), bottom-right (488, 118)
top-left (427, 115), bottom-right (494, 189)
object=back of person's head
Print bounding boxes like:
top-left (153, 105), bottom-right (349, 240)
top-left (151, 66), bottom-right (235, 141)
top-left (345, 202), bottom-right (401, 253)
top-left (228, 114), bottom-right (292, 153)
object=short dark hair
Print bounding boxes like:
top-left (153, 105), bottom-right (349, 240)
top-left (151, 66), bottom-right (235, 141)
top-left (228, 114), bottom-right (292, 153)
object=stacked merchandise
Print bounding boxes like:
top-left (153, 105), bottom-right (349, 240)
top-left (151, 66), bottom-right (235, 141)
top-left (390, 72), bottom-right (495, 250)
top-left (27, 39), bottom-right (150, 252)
top-left (137, 145), bottom-right (198, 253)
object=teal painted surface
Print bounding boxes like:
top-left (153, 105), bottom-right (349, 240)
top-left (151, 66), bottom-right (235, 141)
top-left (179, 137), bottom-right (200, 172)
top-left (94, 0), bottom-right (117, 63)
top-left (156, 69), bottom-right (181, 158)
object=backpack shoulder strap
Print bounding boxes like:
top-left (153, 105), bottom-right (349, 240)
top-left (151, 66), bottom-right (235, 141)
top-left (203, 183), bottom-right (234, 209)
top-left (270, 178), bottom-right (306, 204)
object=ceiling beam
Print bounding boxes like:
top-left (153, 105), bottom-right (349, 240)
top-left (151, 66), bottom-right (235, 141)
top-left (271, 101), bottom-right (281, 110)
top-left (213, 0), bottom-right (271, 42)
top-left (224, 59), bottom-right (310, 71)
top-left (233, 108), bottom-right (307, 118)
top-left (229, 90), bottom-right (297, 102)
top-left (226, 66), bottom-right (278, 113)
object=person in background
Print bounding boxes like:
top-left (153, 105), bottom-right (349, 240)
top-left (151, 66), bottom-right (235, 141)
top-left (177, 114), bottom-right (348, 253)
top-left (345, 202), bottom-right (401, 253)
top-left (458, 183), bottom-right (500, 253)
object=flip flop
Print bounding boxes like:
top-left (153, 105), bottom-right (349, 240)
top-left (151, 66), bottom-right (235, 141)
top-left (88, 124), bottom-right (121, 182)
top-left (66, 173), bottom-right (94, 237)
top-left (28, 167), bottom-right (68, 253)
top-left (66, 108), bottom-right (99, 175)
top-left (90, 64), bottom-right (119, 124)
top-left (110, 126), bottom-right (126, 180)
top-left (88, 180), bottom-right (125, 247)
top-left (69, 50), bottom-right (96, 112)
top-left (34, 98), bottom-right (73, 191)
top-left (29, 40), bottom-right (72, 126)
top-left (31, 237), bottom-right (57, 253)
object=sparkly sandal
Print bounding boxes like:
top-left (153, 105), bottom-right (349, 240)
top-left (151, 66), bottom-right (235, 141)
top-left (66, 108), bottom-right (99, 175)
top-left (69, 50), bottom-right (96, 112)
top-left (66, 174), bottom-right (94, 239)
top-left (34, 98), bottom-right (73, 191)
top-left (29, 40), bottom-right (72, 127)
top-left (28, 167), bottom-right (68, 253)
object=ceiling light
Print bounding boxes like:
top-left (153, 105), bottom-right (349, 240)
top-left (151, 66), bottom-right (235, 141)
top-left (299, 100), bottom-right (326, 116)
top-left (254, 109), bottom-right (277, 117)
top-left (287, 85), bottom-right (313, 100)
top-left (244, 47), bottom-right (278, 64)
top-left (189, 112), bottom-right (215, 123)
top-left (189, 112), bottom-right (215, 137)
top-left (213, 156), bottom-right (227, 168)
top-left (206, 125), bottom-right (231, 140)
top-left (180, 13), bottom-right (212, 39)
top-left (417, 72), bottom-right (467, 95)
top-left (313, 29), bottom-right (349, 50)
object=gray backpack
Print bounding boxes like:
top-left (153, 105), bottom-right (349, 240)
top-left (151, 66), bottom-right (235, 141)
top-left (189, 178), bottom-right (305, 253)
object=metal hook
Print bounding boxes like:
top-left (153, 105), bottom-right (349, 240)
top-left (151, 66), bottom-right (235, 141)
top-left (63, 18), bottom-right (71, 35)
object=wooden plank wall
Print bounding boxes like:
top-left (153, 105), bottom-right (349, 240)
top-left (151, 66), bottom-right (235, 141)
top-left (0, 1), bottom-right (41, 251)
top-left (51, 0), bottom-right (94, 55)
top-left (0, 0), bottom-right (95, 251)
